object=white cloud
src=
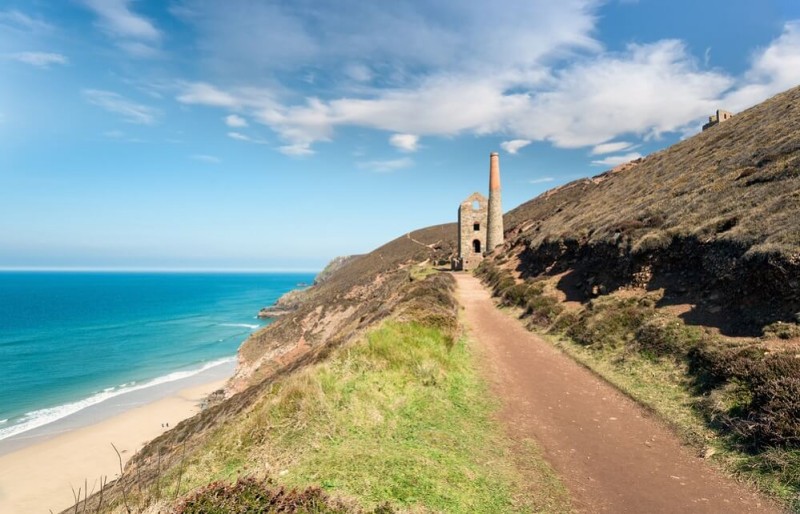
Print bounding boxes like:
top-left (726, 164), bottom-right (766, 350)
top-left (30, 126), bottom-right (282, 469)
top-left (0, 10), bottom-right (52, 32)
top-left (80, 0), bottom-right (160, 40)
top-left (279, 143), bottom-right (315, 156)
top-left (103, 130), bottom-right (125, 138)
top-left (529, 177), bottom-right (555, 184)
top-left (170, 1), bottom-right (598, 80)
top-left (9, 52), bottom-right (67, 68)
top-left (591, 152), bottom-right (642, 167)
top-left (83, 89), bottom-right (159, 124)
top-left (178, 82), bottom-right (246, 108)
top-left (191, 154), bottom-right (221, 164)
top-left (510, 40), bottom-right (733, 147)
top-left (500, 139), bottom-right (531, 154)
top-left (227, 131), bottom-right (268, 144)
top-left (357, 157), bottom-right (414, 173)
top-left (389, 133), bottom-right (419, 152)
top-left (722, 21), bottom-right (800, 111)
top-left (225, 114), bottom-right (248, 127)
top-left (169, 7), bottom-right (800, 157)
top-left (590, 141), bottom-right (633, 155)
top-left (79, 0), bottom-right (160, 56)
top-left (227, 131), bottom-right (249, 141)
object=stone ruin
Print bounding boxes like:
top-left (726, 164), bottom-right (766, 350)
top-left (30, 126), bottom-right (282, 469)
top-left (452, 152), bottom-right (504, 271)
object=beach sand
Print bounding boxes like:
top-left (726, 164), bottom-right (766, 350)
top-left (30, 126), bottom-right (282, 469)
top-left (0, 378), bottom-right (226, 514)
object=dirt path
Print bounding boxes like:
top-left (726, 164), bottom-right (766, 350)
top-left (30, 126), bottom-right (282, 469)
top-left (454, 273), bottom-right (782, 514)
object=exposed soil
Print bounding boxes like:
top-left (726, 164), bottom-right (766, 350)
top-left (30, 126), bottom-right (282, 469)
top-left (454, 273), bottom-right (783, 513)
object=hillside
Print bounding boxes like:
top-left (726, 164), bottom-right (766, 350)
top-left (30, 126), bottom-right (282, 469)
top-left (478, 85), bottom-right (800, 506)
top-left (503, 84), bottom-right (800, 336)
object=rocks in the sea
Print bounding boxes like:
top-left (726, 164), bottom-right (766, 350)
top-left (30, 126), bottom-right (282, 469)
top-left (257, 306), bottom-right (294, 319)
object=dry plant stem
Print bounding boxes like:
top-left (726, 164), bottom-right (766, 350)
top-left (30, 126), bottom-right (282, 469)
top-left (174, 440), bottom-right (187, 500)
top-left (96, 476), bottom-right (107, 514)
top-left (155, 449), bottom-right (162, 501)
top-left (111, 443), bottom-right (132, 514)
top-left (70, 485), bottom-right (81, 514)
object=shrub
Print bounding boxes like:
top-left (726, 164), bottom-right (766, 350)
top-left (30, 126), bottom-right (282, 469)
top-left (175, 476), bottom-right (362, 514)
top-left (763, 321), bottom-right (800, 340)
top-left (632, 317), bottom-right (703, 359)
top-left (565, 296), bottom-right (653, 349)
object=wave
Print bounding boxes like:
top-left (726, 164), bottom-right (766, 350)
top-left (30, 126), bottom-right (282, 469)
top-left (0, 356), bottom-right (235, 442)
top-left (218, 323), bottom-right (260, 330)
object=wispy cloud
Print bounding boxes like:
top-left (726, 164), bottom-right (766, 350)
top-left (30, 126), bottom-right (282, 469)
top-left (590, 141), bottom-right (633, 155)
top-left (79, 0), bottom-right (161, 56)
top-left (83, 89), bottom-right (159, 124)
top-left (500, 139), bottom-right (531, 154)
top-left (722, 21), bottom-right (800, 111)
top-left (279, 143), bottom-right (315, 156)
top-left (225, 114), bottom-right (248, 127)
top-left (591, 152), bottom-right (642, 167)
top-left (191, 154), bottom-right (221, 164)
top-left (227, 131), bottom-right (268, 145)
top-left (529, 177), bottom-right (555, 184)
top-left (178, 82), bottom-right (243, 108)
top-left (357, 157), bottom-right (414, 173)
top-left (170, 7), bottom-right (800, 157)
top-left (9, 52), bottom-right (67, 68)
top-left (0, 10), bottom-right (53, 32)
top-left (389, 133), bottom-right (419, 152)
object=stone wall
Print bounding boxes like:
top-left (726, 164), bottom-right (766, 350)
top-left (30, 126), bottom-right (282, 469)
top-left (456, 192), bottom-right (488, 270)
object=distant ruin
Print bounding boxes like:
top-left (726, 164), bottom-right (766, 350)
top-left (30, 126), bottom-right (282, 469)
top-left (702, 109), bottom-right (734, 131)
top-left (452, 153), bottom-right (504, 271)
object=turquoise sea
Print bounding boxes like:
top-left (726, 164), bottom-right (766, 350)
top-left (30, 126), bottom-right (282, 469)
top-left (0, 271), bottom-right (314, 444)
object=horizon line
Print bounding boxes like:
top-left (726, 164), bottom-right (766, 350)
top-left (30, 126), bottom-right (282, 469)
top-left (0, 266), bottom-right (322, 274)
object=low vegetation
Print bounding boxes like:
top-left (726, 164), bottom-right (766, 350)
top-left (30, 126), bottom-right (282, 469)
top-left (476, 260), bottom-right (800, 508)
top-left (76, 272), bottom-right (571, 513)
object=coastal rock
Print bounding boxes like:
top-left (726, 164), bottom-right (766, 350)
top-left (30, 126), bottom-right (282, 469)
top-left (257, 307), bottom-right (294, 319)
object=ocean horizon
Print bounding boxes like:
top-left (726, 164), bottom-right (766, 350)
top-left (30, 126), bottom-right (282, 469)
top-left (0, 271), bottom-right (314, 447)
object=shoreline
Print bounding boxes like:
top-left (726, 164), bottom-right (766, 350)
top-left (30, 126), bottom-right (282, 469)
top-left (0, 363), bottom-right (234, 514)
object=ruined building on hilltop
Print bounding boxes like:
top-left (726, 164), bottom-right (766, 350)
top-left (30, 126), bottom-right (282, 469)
top-left (452, 152), bottom-right (504, 271)
top-left (702, 109), bottom-right (734, 131)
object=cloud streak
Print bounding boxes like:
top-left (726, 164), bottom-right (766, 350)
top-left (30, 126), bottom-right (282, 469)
top-left (357, 157), bottom-right (414, 173)
top-left (79, 0), bottom-right (161, 56)
top-left (9, 52), bottom-right (67, 68)
top-left (83, 89), bottom-right (159, 124)
top-left (591, 152), bottom-right (642, 167)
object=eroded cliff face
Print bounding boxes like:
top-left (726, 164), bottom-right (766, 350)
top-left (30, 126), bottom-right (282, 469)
top-left (497, 85), bottom-right (800, 336)
top-left (229, 224), bottom-right (457, 392)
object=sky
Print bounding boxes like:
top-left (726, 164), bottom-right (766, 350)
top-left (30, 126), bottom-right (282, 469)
top-left (1, 0), bottom-right (799, 271)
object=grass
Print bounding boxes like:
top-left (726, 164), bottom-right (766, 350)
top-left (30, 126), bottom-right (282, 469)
top-left (153, 320), bottom-right (571, 513)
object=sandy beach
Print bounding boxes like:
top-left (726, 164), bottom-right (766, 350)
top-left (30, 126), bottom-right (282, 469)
top-left (0, 378), bottom-right (227, 514)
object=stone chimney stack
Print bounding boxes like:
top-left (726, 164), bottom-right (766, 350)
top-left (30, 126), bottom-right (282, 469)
top-left (486, 152), bottom-right (504, 252)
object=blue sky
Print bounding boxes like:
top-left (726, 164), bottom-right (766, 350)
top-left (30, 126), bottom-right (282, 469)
top-left (1, 0), bottom-right (799, 270)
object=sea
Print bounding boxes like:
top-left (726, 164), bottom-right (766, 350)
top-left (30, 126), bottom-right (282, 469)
top-left (0, 271), bottom-right (315, 451)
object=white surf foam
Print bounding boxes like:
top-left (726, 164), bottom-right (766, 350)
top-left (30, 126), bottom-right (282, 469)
top-left (219, 323), bottom-right (260, 330)
top-left (0, 356), bottom-right (235, 442)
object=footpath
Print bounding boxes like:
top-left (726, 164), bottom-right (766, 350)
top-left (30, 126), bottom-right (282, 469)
top-left (454, 273), bottom-right (782, 513)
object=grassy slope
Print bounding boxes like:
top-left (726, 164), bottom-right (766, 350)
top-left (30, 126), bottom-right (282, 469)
top-left (170, 320), bottom-right (570, 513)
top-left (78, 272), bottom-right (571, 513)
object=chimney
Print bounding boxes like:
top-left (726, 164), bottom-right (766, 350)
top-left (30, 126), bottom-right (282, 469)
top-left (486, 152), bottom-right (504, 252)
